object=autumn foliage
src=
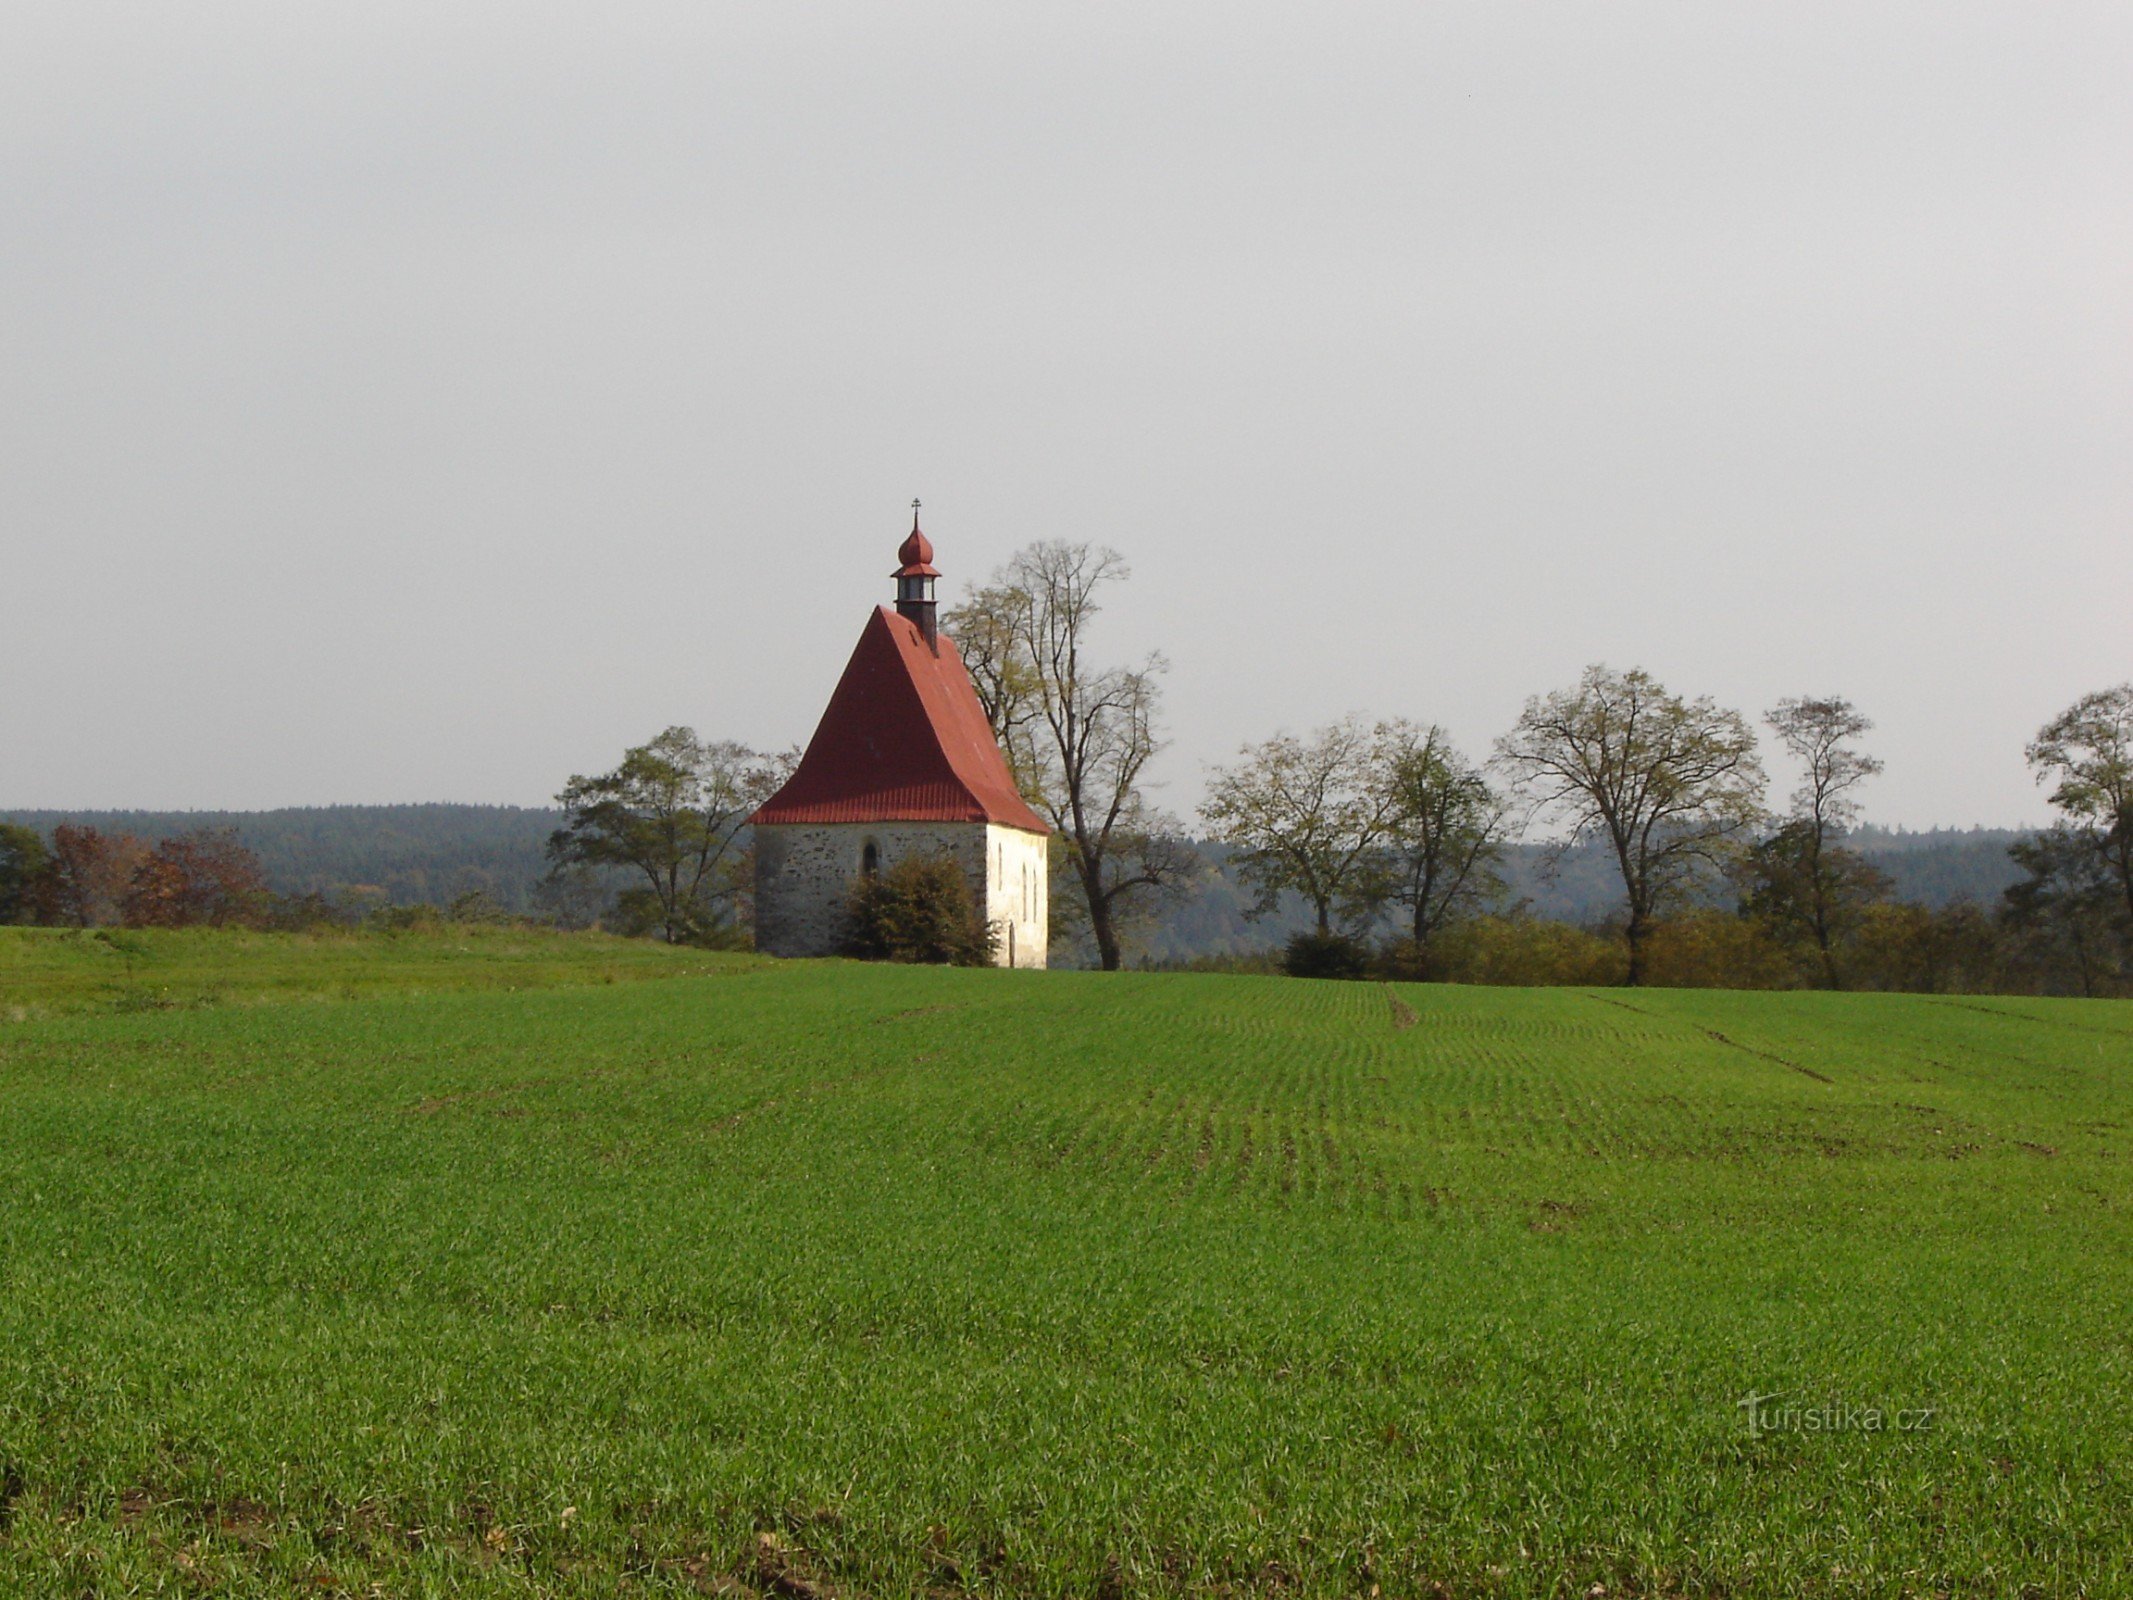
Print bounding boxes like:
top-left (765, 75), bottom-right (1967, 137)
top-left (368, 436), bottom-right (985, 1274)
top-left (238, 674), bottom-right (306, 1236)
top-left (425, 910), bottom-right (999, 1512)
top-left (16, 824), bottom-right (270, 930)
top-left (121, 830), bottom-right (269, 928)
top-left (36, 824), bottom-right (150, 927)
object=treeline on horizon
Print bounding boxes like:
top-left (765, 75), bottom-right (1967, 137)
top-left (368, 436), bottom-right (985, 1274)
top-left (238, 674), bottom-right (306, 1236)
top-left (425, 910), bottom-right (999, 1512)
top-left (0, 803), bottom-right (2082, 991)
top-left (0, 804), bottom-right (2031, 924)
top-left (5, 546), bottom-right (2125, 999)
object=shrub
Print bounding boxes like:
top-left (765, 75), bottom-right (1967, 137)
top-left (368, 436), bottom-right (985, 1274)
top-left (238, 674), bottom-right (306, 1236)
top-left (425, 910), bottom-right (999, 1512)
top-left (844, 857), bottom-right (996, 966)
top-left (1426, 914), bottom-right (1628, 987)
top-left (260, 890), bottom-right (366, 932)
top-left (1639, 910), bottom-right (1806, 990)
top-left (1283, 930), bottom-right (1371, 980)
top-left (370, 902), bottom-right (446, 932)
top-left (445, 889), bottom-right (513, 925)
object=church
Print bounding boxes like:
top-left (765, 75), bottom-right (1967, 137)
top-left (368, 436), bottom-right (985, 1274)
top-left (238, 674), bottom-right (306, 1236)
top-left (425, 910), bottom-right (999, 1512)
top-left (749, 511), bottom-right (1051, 967)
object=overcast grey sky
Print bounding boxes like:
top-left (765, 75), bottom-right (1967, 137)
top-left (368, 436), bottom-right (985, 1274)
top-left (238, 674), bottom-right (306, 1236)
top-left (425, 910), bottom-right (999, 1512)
top-left (5, 2), bottom-right (2127, 827)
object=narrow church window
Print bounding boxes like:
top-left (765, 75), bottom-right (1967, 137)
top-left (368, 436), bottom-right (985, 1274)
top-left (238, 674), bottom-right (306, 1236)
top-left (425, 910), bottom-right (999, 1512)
top-left (862, 840), bottom-right (880, 877)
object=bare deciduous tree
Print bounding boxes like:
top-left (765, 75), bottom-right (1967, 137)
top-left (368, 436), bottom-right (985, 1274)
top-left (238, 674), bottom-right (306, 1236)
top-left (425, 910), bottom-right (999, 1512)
top-left (946, 543), bottom-right (1186, 970)
top-left (943, 580), bottom-right (1048, 801)
top-left (1496, 665), bottom-right (1765, 985)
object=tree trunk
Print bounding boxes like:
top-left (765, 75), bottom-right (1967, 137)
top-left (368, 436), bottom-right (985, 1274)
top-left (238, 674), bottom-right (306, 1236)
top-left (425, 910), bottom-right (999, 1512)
top-left (1080, 856), bottom-right (1123, 971)
top-left (1608, 833), bottom-right (1647, 986)
top-left (1409, 900), bottom-right (1440, 981)
top-left (1807, 828), bottom-right (1841, 990)
top-left (2116, 827), bottom-right (2133, 930)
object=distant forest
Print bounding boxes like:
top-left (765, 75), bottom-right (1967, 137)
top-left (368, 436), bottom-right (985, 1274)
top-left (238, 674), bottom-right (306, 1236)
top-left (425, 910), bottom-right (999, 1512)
top-left (0, 806), bottom-right (567, 917)
top-left (1, 805), bottom-right (2029, 965)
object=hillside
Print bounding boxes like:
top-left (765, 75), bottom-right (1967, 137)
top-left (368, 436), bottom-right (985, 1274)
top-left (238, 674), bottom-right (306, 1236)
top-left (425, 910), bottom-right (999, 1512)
top-left (1, 935), bottom-right (2127, 1596)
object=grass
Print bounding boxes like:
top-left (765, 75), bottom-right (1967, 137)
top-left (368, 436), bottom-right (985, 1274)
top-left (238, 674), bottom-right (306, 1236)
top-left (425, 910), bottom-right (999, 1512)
top-left (0, 924), bottom-right (732, 1019)
top-left (0, 933), bottom-right (2129, 1596)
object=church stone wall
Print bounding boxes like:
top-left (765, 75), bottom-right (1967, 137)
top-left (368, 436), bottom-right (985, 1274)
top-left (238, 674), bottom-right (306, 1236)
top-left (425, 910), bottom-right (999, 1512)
top-left (753, 821), bottom-right (1048, 968)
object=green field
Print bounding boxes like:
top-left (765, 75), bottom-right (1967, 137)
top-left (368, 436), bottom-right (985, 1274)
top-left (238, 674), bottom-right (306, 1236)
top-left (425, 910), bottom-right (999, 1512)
top-left (2, 929), bottom-right (2129, 1597)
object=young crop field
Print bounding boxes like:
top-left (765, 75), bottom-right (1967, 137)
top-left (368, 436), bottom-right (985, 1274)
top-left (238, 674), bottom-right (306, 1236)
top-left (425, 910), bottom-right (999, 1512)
top-left (0, 925), bottom-right (726, 1020)
top-left (1, 930), bottom-right (2129, 1597)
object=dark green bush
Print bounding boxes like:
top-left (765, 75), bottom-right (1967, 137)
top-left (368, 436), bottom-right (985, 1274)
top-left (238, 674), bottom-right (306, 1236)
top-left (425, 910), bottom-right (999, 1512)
top-left (1282, 930), bottom-right (1371, 980)
top-left (844, 856), bottom-right (996, 966)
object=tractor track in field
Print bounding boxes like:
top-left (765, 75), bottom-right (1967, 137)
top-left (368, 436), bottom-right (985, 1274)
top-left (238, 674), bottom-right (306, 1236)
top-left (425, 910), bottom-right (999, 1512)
top-left (1924, 996), bottom-right (2133, 1040)
top-left (1581, 993), bottom-right (1834, 1082)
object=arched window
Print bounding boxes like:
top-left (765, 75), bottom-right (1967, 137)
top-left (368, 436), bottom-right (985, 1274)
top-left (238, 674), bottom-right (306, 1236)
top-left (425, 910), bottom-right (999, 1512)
top-left (861, 840), bottom-right (880, 877)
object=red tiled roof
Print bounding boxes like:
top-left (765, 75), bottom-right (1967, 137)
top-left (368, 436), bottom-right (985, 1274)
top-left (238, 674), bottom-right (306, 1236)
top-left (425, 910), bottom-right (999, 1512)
top-left (749, 607), bottom-right (1051, 833)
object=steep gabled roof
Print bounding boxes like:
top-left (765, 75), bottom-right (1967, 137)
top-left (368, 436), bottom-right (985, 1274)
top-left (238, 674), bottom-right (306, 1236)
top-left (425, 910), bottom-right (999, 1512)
top-left (749, 606), bottom-right (1050, 834)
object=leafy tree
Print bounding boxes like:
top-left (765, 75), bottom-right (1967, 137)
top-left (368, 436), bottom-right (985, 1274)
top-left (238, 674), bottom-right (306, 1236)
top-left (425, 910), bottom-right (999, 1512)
top-left (549, 728), bottom-right (786, 944)
top-left (844, 855), bottom-right (996, 965)
top-left (1746, 696), bottom-right (1888, 986)
top-left (2003, 824), bottom-right (2129, 997)
top-left (1737, 821), bottom-right (1891, 986)
top-left (1496, 665), bottom-right (1766, 985)
top-left (121, 830), bottom-right (269, 928)
top-left (1200, 717), bottom-right (1402, 936)
top-left (37, 824), bottom-right (149, 928)
top-left (0, 823), bottom-right (47, 924)
top-left (1378, 722), bottom-right (1510, 976)
top-left (2026, 685), bottom-right (2133, 935)
top-left (946, 544), bottom-right (1191, 970)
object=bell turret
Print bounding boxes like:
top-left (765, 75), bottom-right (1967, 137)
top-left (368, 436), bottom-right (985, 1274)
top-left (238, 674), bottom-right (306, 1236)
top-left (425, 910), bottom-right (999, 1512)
top-left (892, 499), bottom-right (940, 647)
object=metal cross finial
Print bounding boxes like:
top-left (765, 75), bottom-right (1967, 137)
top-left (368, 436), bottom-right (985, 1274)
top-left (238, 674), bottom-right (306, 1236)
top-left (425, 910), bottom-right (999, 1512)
top-left (911, 497), bottom-right (922, 530)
